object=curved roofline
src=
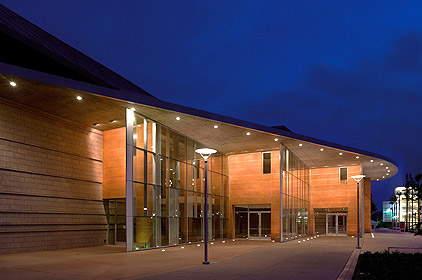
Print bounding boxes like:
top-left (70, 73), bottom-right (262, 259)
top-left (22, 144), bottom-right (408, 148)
top-left (0, 61), bottom-right (397, 169)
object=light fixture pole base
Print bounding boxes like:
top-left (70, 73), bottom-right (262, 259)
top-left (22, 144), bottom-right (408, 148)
top-left (356, 246), bottom-right (361, 249)
top-left (202, 261), bottom-right (210, 265)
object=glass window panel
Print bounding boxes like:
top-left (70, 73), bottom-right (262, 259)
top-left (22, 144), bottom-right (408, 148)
top-left (168, 188), bottom-right (179, 218)
top-left (197, 168), bottom-right (205, 193)
top-left (263, 152), bottom-right (271, 174)
top-left (134, 217), bottom-right (154, 249)
top-left (223, 218), bottom-right (229, 239)
top-left (188, 217), bottom-right (202, 242)
top-left (187, 164), bottom-right (195, 191)
top-left (134, 182), bottom-right (151, 217)
top-left (157, 125), bottom-right (167, 157)
top-left (222, 156), bottom-right (229, 176)
top-left (160, 217), bottom-right (169, 246)
top-left (133, 149), bottom-right (145, 183)
top-left (179, 189), bottom-right (186, 218)
top-left (196, 192), bottom-right (204, 218)
top-left (187, 191), bottom-right (196, 218)
top-left (158, 156), bottom-right (168, 187)
top-left (134, 115), bottom-right (145, 149)
top-left (147, 152), bottom-right (154, 184)
top-left (211, 156), bottom-right (222, 174)
top-left (157, 186), bottom-right (167, 217)
top-left (211, 172), bottom-right (221, 196)
top-left (179, 217), bottom-right (188, 244)
top-left (169, 130), bottom-right (186, 161)
top-left (146, 120), bottom-right (155, 152)
top-left (222, 175), bottom-right (228, 198)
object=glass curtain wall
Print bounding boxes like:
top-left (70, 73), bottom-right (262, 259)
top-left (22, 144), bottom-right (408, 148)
top-left (281, 145), bottom-right (310, 240)
top-left (129, 111), bottom-right (229, 250)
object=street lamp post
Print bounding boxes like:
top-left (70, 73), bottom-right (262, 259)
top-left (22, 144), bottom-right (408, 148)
top-left (195, 148), bottom-right (217, 265)
top-left (352, 175), bottom-right (365, 249)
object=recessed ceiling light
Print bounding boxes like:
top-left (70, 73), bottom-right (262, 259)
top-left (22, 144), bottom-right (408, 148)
top-left (9, 81), bottom-right (16, 87)
top-left (130, 107), bottom-right (136, 111)
top-left (320, 148), bottom-right (324, 151)
top-left (356, 156), bottom-right (359, 159)
top-left (246, 132), bottom-right (251, 136)
top-left (382, 176), bottom-right (385, 178)
top-left (176, 117), bottom-right (180, 120)
top-left (110, 120), bottom-right (117, 123)
top-left (377, 179), bottom-right (379, 181)
top-left (386, 167), bottom-right (389, 169)
top-left (339, 152), bottom-right (342, 155)
top-left (214, 125), bottom-right (218, 128)
top-left (76, 96), bottom-right (82, 100)
top-left (299, 143), bottom-right (303, 147)
top-left (370, 160), bottom-right (374, 162)
top-left (380, 163), bottom-right (384, 166)
top-left (274, 138), bottom-right (279, 141)
top-left (93, 123), bottom-right (99, 126)
top-left (388, 170), bottom-right (391, 172)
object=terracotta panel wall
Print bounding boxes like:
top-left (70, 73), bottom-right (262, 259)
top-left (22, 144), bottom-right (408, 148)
top-left (228, 151), bottom-right (280, 239)
top-left (103, 127), bottom-right (126, 199)
top-left (0, 99), bottom-right (106, 254)
top-left (310, 166), bottom-right (371, 235)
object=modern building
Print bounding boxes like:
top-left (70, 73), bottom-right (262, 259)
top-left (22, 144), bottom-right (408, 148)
top-left (388, 186), bottom-right (419, 231)
top-left (0, 4), bottom-right (398, 254)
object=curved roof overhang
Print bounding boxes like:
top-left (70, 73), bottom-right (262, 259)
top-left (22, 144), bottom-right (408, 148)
top-left (0, 62), bottom-right (398, 181)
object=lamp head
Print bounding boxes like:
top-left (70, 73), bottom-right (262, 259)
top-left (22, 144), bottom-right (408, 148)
top-left (351, 175), bottom-right (365, 183)
top-left (195, 148), bottom-right (217, 161)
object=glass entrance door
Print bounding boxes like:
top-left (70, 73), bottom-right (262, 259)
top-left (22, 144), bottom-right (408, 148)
top-left (248, 211), bottom-right (271, 239)
top-left (326, 213), bottom-right (347, 236)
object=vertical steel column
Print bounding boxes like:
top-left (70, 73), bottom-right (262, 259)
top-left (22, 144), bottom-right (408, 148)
top-left (279, 144), bottom-right (283, 242)
top-left (203, 159), bottom-right (209, 264)
top-left (125, 108), bottom-right (134, 252)
top-left (357, 180), bottom-right (361, 249)
top-left (361, 172), bottom-right (365, 237)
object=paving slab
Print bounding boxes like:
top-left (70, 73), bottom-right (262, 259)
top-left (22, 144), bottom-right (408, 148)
top-left (0, 237), bottom-right (356, 280)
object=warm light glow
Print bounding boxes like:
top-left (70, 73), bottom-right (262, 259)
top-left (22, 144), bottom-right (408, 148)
top-left (388, 170), bottom-right (391, 172)
top-left (76, 96), bottom-right (82, 100)
top-left (9, 81), bottom-right (16, 87)
top-left (93, 123), bottom-right (99, 126)
top-left (351, 175), bottom-right (365, 182)
top-left (274, 138), bottom-right (279, 141)
top-left (380, 163), bottom-right (384, 166)
top-left (299, 143), bottom-right (303, 146)
top-left (356, 156), bottom-right (359, 159)
top-left (176, 117), bottom-right (180, 120)
top-left (110, 120), bottom-right (117, 123)
top-left (320, 148), bottom-right (324, 151)
top-left (246, 132), bottom-right (251, 135)
top-left (195, 148), bottom-right (217, 160)
top-left (382, 176), bottom-right (385, 178)
top-left (386, 167), bottom-right (389, 169)
top-left (339, 152), bottom-right (343, 155)
top-left (377, 179), bottom-right (379, 181)
top-left (214, 125), bottom-right (218, 128)
top-left (130, 107), bottom-right (136, 111)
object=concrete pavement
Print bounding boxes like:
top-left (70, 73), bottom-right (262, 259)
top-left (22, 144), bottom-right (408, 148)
top-left (0, 237), bottom-right (355, 280)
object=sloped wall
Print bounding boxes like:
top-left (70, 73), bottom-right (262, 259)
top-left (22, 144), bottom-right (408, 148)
top-left (0, 99), bottom-right (106, 254)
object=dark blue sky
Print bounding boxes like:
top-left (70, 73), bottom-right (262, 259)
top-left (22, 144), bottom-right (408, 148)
top-left (2, 0), bottom-right (421, 209)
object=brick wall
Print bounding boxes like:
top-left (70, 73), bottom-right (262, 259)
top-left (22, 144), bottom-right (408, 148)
top-left (0, 99), bottom-right (106, 254)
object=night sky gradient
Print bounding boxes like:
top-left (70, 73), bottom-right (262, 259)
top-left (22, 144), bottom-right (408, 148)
top-left (2, 0), bottom-right (421, 210)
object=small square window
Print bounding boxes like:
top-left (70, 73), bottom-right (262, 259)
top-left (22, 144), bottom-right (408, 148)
top-left (340, 167), bottom-right (347, 181)
top-left (263, 152), bottom-right (271, 174)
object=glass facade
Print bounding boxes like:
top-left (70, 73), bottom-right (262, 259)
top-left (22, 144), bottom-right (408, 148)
top-left (129, 111), bottom-right (229, 250)
top-left (281, 146), bottom-right (310, 240)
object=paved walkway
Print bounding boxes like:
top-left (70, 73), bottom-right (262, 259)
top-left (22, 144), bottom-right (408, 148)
top-left (0, 237), bottom-right (355, 280)
top-left (2, 230), bottom-right (419, 280)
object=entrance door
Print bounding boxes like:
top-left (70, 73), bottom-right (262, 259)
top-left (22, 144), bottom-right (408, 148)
top-left (248, 211), bottom-right (271, 239)
top-left (326, 213), bottom-right (347, 236)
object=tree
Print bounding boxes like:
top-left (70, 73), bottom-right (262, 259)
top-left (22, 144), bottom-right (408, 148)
top-left (371, 198), bottom-right (377, 213)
